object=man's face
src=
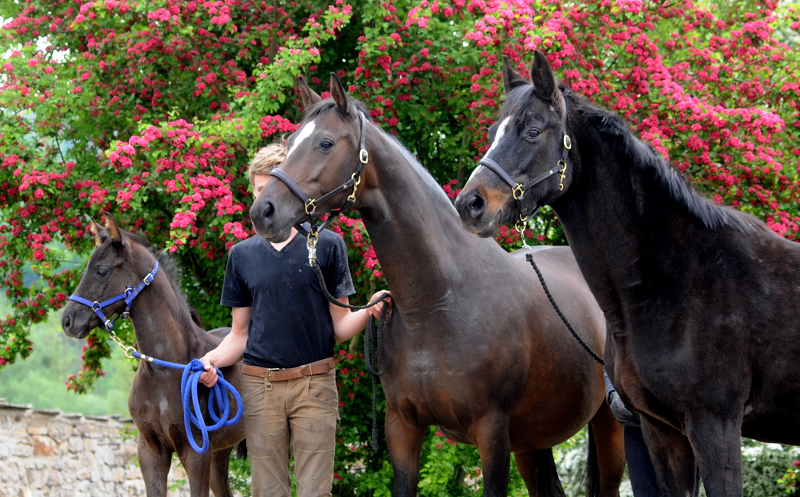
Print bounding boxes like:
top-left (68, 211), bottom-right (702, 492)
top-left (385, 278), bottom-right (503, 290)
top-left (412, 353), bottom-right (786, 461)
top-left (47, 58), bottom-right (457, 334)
top-left (252, 173), bottom-right (270, 200)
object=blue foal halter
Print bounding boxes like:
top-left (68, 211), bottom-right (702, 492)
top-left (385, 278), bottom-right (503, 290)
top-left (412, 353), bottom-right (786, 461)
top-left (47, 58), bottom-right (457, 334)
top-left (68, 261), bottom-right (159, 332)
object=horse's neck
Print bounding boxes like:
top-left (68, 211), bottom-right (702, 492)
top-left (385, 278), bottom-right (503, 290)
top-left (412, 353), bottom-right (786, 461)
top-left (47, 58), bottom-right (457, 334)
top-left (358, 132), bottom-right (487, 311)
top-left (553, 128), bottom-right (698, 321)
top-left (127, 272), bottom-right (197, 362)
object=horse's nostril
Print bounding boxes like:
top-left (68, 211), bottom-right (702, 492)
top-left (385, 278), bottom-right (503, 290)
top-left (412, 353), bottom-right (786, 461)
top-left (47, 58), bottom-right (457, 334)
top-left (62, 313), bottom-right (72, 331)
top-left (468, 194), bottom-right (485, 218)
top-left (262, 202), bottom-right (275, 220)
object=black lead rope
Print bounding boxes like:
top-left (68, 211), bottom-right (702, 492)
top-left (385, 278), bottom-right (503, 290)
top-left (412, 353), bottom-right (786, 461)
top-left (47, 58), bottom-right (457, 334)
top-left (524, 252), bottom-right (604, 365)
top-left (309, 259), bottom-right (390, 451)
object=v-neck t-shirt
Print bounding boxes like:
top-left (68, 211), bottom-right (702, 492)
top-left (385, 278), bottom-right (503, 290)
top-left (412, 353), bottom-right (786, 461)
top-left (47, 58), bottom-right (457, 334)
top-left (220, 230), bottom-right (355, 368)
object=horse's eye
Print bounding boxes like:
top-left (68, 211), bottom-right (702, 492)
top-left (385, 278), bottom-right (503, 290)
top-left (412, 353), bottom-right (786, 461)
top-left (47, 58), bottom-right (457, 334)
top-left (320, 139), bottom-right (334, 150)
top-left (96, 267), bottom-right (110, 278)
top-left (527, 129), bottom-right (540, 139)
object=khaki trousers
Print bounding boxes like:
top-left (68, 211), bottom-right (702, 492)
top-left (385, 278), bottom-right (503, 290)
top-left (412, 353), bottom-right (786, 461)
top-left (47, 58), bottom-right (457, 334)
top-left (240, 368), bottom-right (339, 497)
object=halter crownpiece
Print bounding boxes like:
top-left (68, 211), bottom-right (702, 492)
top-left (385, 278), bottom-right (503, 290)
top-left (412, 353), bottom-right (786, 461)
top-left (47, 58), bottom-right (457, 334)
top-left (477, 94), bottom-right (571, 232)
top-left (269, 109), bottom-right (369, 265)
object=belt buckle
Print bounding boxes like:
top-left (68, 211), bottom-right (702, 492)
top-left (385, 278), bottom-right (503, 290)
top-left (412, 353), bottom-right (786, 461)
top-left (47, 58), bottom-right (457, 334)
top-left (267, 367), bottom-right (279, 382)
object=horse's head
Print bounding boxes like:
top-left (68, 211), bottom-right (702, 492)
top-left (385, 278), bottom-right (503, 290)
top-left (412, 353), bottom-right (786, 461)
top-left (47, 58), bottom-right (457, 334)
top-left (455, 51), bottom-right (573, 237)
top-left (61, 214), bottom-right (154, 339)
top-left (250, 74), bottom-right (369, 242)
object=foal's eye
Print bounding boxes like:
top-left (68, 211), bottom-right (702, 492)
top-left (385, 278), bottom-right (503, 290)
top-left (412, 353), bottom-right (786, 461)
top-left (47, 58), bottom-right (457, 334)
top-left (320, 139), bottom-right (334, 150)
top-left (96, 267), bottom-right (110, 278)
top-left (527, 129), bottom-right (540, 139)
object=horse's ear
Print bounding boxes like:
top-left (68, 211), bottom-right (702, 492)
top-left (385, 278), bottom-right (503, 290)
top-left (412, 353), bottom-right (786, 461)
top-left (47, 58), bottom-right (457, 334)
top-left (502, 55), bottom-right (528, 94)
top-left (89, 217), bottom-right (106, 247)
top-left (103, 213), bottom-right (125, 245)
top-left (297, 75), bottom-right (321, 109)
top-left (530, 50), bottom-right (557, 103)
top-left (329, 72), bottom-right (349, 115)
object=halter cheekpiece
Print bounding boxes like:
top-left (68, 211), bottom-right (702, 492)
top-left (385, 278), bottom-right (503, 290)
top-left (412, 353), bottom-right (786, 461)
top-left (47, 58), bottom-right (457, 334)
top-left (69, 261), bottom-right (159, 332)
top-left (269, 110), bottom-right (369, 265)
top-left (478, 94), bottom-right (572, 232)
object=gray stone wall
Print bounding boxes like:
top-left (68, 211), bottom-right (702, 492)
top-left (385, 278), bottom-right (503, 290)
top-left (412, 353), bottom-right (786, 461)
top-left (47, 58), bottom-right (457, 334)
top-left (0, 398), bottom-right (190, 497)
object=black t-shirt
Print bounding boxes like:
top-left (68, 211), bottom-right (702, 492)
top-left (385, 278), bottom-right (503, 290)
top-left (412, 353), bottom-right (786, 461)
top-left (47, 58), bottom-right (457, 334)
top-left (220, 230), bottom-right (355, 368)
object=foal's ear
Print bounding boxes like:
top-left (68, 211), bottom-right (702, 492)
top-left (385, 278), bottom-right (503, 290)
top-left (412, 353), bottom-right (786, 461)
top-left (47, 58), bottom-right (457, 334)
top-left (103, 213), bottom-right (126, 246)
top-left (329, 73), bottom-right (349, 115)
top-left (502, 55), bottom-right (528, 94)
top-left (530, 50), bottom-right (557, 103)
top-left (297, 75), bottom-right (322, 109)
top-left (89, 217), bottom-right (106, 247)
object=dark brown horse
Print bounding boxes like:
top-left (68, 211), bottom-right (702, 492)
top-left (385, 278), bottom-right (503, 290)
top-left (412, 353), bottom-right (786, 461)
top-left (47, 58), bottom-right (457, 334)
top-left (248, 74), bottom-right (625, 496)
top-left (455, 51), bottom-right (800, 497)
top-left (60, 215), bottom-right (244, 497)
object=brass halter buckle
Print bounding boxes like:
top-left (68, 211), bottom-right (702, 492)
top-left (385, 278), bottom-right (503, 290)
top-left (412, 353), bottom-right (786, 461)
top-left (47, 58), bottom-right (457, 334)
top-left (304, 199), bottom-right (317, 216)
top-left (512, 184), bottom-right (524, 201)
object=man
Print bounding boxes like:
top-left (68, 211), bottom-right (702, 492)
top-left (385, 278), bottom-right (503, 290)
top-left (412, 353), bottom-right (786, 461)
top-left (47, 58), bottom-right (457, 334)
top-left (199, 143), bottom-right (390, 497)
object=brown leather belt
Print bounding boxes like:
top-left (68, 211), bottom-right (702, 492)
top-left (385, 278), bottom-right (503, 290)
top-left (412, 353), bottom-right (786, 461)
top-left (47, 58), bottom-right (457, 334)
top-left (242, 357), bottom-right (335, 382)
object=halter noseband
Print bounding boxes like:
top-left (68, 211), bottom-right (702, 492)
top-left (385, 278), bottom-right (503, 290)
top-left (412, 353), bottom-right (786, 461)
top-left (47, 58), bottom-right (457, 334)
top-left (269, 110), bottom-right (369, 264)
top-left (478, 94), bottom-right (572, 232)
top-left (69, 261), bottom-right (159, 333)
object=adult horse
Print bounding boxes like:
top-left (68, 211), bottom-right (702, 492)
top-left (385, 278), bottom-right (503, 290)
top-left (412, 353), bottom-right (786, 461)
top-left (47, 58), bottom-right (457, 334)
top-left (248, 73), bottom-right (625, 496)
top-left (455, 51), bottom-right (800, 497)
top-left (61, 215), bottom-right (245, 497)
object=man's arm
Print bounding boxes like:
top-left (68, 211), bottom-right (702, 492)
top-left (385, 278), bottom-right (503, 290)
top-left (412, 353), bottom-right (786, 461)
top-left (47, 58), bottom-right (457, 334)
top-left (199, 306), bottom-right (252, 387)
top-left (329, 291), bottom-right (392, 344)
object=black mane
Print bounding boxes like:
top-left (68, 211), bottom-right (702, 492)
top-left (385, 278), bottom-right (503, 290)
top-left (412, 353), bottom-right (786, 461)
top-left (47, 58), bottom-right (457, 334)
top-left (126, 230), bottom-right (204, 327)
top-left (501, 83), bottom-right (750, 233)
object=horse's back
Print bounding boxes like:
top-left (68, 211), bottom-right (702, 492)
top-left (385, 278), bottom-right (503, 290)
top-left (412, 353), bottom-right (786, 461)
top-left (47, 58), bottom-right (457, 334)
top-left (208, 327), bottom-right (232, 343)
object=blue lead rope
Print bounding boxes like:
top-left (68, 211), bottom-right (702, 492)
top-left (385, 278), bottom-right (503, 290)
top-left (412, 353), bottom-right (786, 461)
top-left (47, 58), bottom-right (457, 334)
top-left (132, 351), bottom-right (243, 454)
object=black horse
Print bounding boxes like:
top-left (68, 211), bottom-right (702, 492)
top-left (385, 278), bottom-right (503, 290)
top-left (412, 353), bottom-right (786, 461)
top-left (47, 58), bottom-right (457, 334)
top-left (248, 73), bottom-right (626, 496)
top-left (455, 51), bottom-right (800, 497)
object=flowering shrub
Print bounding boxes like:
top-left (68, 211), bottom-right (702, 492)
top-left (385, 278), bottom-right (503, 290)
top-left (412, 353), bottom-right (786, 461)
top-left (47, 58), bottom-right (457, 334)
top-left (1, 0), bottom-right (798, 494)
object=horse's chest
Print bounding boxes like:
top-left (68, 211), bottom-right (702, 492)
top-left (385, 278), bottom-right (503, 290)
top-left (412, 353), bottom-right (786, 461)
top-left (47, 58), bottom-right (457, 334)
top-left (129, 373), bottom-right (182, 424)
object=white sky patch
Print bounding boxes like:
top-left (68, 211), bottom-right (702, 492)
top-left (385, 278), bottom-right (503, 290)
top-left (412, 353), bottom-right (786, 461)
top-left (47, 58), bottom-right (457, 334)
top-left (286, 121), bottom-right (316, 160)
top-left (469, 116), bottom-right (511, 181)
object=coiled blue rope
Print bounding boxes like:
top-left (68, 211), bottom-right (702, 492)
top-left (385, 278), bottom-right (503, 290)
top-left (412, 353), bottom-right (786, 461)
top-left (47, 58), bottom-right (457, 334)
top-left (132, 351), bottom-right (243, 454)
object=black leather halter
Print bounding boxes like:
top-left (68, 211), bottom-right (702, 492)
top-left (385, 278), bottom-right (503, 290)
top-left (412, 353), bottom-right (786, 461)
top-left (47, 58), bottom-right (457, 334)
top-left (269, 110), bottom-right (368, 262)
top-left (478, 94), bottom-right (572, 231)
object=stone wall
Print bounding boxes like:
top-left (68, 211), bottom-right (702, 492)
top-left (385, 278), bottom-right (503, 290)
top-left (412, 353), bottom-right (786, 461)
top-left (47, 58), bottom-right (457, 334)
top-left (0, 398), bottom-right (191, 497)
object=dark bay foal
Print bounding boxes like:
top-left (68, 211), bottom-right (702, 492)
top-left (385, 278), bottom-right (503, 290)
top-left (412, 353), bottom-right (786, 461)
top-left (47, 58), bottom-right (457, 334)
top-left (61, 215), bottom-right (244, 497)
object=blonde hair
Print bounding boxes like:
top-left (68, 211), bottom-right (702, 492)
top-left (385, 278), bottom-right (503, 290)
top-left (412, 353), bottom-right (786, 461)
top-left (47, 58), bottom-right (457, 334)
top-left (249, 144), bottom-right (287, 186)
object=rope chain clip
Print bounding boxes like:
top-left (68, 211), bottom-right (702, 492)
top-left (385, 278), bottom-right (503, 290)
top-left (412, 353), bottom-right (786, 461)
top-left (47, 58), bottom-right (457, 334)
top-left (347, 173), bottom-right (362, 203)
top-left (307, 229), bottom-right (319, 266)
top-left (106, 328), bottom-right (137, 359)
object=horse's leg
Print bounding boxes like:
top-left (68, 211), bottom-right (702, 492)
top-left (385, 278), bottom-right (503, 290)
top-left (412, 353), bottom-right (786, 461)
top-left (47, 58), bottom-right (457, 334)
top-left (176, 446), bottom-right (212, 497)
top-left (684, 412), bottom-right (743, 497)
top-left (587, 400), bottom-right (626, 497)
top-left (513, 449), bottom-right (566, 497)
top-left (209, 447), bottom-right (234, 497)
top-left (137, 436), bottom-right (172, 497)
top-left (385, 407), bottom-right (426, 497)
top-left (639, 415), bottom-right (698, 497)
top-left (474, 413), bottom-right (511, 497)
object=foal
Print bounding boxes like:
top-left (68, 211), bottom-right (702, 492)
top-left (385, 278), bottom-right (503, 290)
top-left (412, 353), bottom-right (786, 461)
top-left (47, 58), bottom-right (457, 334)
top-left (61, 215), bottom-right (244, 497)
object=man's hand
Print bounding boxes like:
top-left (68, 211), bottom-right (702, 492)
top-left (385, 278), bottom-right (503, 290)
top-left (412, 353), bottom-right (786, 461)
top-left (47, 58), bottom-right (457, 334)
top-left (199, 355), bottom-right (219, 387)
top-left (367, 291), bottom-right (393, 320)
